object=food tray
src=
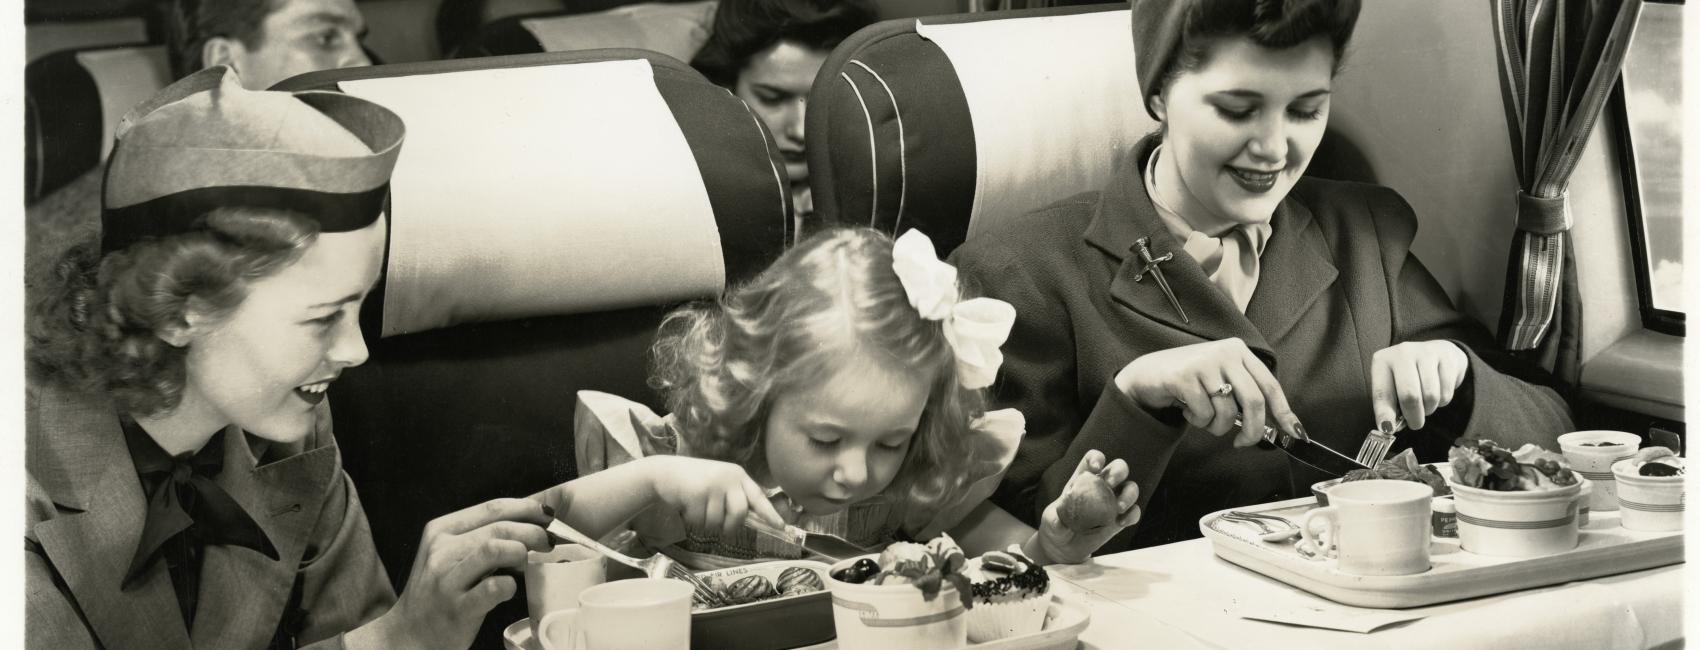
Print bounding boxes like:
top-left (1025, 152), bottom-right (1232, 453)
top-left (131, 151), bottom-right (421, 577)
top-left (1199, 496), bottom-right (1684, 609)
top-left (800, 592), bottom-right (1090, 650)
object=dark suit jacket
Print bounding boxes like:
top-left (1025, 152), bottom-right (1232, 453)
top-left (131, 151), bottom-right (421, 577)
top-left (951, 135), bottom-right (1573, 551)
top-left (26, 381), bottom-right (395, 649)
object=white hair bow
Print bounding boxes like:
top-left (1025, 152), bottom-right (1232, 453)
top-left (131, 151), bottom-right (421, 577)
top-left (891, 229), bottom-right (1017, 389)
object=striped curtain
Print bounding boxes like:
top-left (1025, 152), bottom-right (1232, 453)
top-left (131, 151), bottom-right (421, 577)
top-left (1492, 0), bottom-right (1644, 386)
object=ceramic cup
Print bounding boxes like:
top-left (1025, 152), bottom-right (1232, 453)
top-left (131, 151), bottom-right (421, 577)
top-left (525, 544), bottom-right (606, 638)
top-left (826, 555), bottom-right (966, 650)
top-left (1451, 479), bottom-right (1586, 557)
top-left (1612, 458), bottom-right (1685, 532)
top-left (537, 578), bottom-right (693, 650)
top-left (1298, 480), bottom-right (1434, 575)
top-left (1557, 430), bottom-right (1641, 512)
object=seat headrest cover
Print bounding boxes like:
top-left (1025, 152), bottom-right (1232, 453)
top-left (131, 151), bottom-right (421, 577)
top-left (915, 10), bottom-right (1155, 237)
top-left (521, 0), bottom-right (717, 61)
top-left (75, 46), bottom-right (172, 161)
top-left (336, 59), bottom-right (727, 337)
top-left (101, 66), bottom-right (406, 254)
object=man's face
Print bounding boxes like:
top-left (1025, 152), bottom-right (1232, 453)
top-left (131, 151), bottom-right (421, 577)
top-left (224, 0), bottom-right (370, 89)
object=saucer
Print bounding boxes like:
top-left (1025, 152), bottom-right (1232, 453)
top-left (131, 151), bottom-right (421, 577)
top-left (503, 618), bottom-right (540, 650)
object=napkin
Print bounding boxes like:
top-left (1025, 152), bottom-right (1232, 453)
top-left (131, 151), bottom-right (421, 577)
top-left (1228, 599), bottom-right (1425, 633)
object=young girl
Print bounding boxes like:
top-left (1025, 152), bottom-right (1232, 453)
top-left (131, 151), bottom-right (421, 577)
top-left (551, 227), bottom-right (1142, 569)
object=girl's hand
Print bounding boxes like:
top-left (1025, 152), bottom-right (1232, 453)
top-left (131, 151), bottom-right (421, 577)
top-left (1030, 451), bottom-right (1141, 565)
top-left (355, 498), bottom-right (552, 649)
top-left (1371, 340), bottom-right (1468, 431)
top-left (646, 456), bottom-right (787, 538)
top-left (1115, 338), bottom-right (1302, 447)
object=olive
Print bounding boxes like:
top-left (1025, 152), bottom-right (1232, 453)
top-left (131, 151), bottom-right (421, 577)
top-left (1639, 462), bottom-right (1681, 477)
top-left (831, 558), bottom-right (880, 584)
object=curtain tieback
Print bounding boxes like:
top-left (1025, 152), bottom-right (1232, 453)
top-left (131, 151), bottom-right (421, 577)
top-left (1516, 191), bottom-right (1571, 234)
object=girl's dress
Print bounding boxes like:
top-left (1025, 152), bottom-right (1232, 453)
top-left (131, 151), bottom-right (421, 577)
top-left (574, 390), bottom-right (1023, 570)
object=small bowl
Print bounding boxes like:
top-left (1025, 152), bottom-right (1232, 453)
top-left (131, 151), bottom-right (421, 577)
top-left (827, 554), bottom-right (967, 650)
top-left (1557, 431), bottom-right (1642, 511)
top-left (1312, 478), bottom-right (1343, 506)
top-left (692, 560), bottom-right (835, 650)
top-left (1451, 479), bottom-right (1587, 557)
top-left (1611, 458), bottom-right (1685, 531)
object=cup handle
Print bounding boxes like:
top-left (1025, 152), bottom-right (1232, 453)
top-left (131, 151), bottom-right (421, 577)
top-left (1298, 506), bottom-right (1338, 558)
top-left (538, 608), bottom-right (582, 650)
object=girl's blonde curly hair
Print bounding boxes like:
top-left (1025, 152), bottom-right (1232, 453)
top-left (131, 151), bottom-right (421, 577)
top-left (651, 227), bottom-right (1001, 521)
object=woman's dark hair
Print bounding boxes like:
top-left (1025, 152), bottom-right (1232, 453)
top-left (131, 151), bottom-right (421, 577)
top-left (1163, 0), bottom-right (1360, 91)
top-left (167, 0), bottom-right (279, 79)
top-left (691, 0), bottom-right (877, 88)
top-left (28, 208), bottom-right (318, 416)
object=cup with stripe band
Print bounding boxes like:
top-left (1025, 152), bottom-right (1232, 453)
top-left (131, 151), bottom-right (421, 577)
top-left (1451, 478), bottom-right (1588, 557)
top-left (1612, 458), bottom-right (1685, 532)
top-left (1557, 431), bottom-right (1642, 512)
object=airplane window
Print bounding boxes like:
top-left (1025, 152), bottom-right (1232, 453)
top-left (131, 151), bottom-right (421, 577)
top-left (1617, 0), bottom-right (1683, 327)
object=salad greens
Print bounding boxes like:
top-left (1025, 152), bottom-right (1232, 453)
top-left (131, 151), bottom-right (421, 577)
top-left (1449, 439), bottom-right (1577, 491)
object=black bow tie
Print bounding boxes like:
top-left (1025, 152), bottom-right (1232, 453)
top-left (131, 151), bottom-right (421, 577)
top-left (121, 420), bottom-right (279, 623)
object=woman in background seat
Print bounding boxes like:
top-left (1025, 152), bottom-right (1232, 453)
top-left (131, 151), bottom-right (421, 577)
top-left (951, 0), bottom-right (1573, 552)
top-left (693, 0), bottom-right (876, 224)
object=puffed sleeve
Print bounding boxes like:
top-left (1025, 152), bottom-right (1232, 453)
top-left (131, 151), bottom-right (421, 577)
top-left (571, 391), bottom-right (689, 550)
top-left (910, 409), bottom-right (1026, 539)
top-left (296, 414), bottom-right (396, 649)
top-left (1369, 186), bottom-right (1574, 456)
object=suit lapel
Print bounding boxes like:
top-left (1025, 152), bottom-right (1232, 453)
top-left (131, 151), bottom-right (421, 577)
top-left (1088, 137), bottom-right (1274, 359)
top-left (191, 424), bottom-right (338, 648)
top-left (30, 388), bottom-right (191, 649)
top-left (1245, 199), bottom-right (1338, 342)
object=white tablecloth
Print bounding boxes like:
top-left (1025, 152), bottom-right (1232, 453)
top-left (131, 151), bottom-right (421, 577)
top-left (1061, 539), bottom-right (1685, 649)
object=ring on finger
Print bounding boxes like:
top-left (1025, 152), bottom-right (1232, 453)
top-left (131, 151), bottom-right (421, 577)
top-left (1212, 383), bottom-right (1234, 397)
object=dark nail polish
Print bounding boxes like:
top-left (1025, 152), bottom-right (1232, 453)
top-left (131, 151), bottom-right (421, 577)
top-left (541, 504), bottom-right (555, 519)
top-left (1293, 422), bottom-right (1309, 441)
top-left (1380, 420), bottom-right (1393, 434)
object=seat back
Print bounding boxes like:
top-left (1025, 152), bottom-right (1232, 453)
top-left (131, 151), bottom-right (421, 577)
top-left (453, 0), bottom-right (716, 60)
top-left (274, 51), bottom-right (788, 643)
top-left (25, 44), bottom-right (171, 203)
top-left (360, 0), bottom-right (447, 62)
top-left (807, 4), bottom-right (1376, 255)
top-left (25, 15), bottom-right (150, 63)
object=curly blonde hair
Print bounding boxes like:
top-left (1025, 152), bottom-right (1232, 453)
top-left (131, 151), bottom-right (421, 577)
top-left (652, 227), bottom-right (1001, 521)
top-left (28, 208), bottom-right (319, 416)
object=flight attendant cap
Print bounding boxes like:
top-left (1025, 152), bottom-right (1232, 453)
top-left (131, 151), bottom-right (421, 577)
top-left (1130, 0), bottom-right (1190, 122)
top-left (100, 65), bottom-right (406, 254)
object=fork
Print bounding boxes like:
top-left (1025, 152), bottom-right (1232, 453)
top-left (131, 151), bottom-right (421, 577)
top-left (1220, 511), bottom-right (1300, 541)
top-left (545, 519), bottom-right (727, 607)
top-left (1355, 417), bottom-right (1407, 467)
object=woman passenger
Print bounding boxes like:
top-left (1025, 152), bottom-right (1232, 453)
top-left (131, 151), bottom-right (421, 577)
top-left (692, 0), bottom-right (877, 222)
top-left (950, 0), bottom-right (1573, 551)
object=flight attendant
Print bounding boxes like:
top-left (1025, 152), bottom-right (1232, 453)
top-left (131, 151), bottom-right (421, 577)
top-left (24, 67), bottom-right (550, 649)
top-left (952, 0), bottom-right (1573, 551)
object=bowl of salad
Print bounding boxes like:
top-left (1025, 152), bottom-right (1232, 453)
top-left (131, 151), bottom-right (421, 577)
top-left (1449, 439), bottom-right (1589, 557)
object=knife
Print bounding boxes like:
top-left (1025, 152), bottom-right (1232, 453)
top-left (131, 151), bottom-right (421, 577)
top-left (1172, 401), bottom-right (1370, 477)
top-left (743, 517), bottom-right (870, 563)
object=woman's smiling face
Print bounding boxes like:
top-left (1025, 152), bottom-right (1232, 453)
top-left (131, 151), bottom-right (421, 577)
top-left (1153, 35), bottom-right (1336, 233)
top-left (173, 214), bottom-right (387, 443)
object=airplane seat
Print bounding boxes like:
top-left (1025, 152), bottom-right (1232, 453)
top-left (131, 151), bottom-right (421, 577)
top-left (452, 0), bottom-right (716, 60)
top-left (25, 15), bottom-right (151, 63)
top-left (807, 4), bottom-right (1376, 256)
top-left (359, 0), bottom-right (448, 63)
top-left (24, 44), bottom-right (171, 204)
top-left (272, 51), bottom-right (789, 639)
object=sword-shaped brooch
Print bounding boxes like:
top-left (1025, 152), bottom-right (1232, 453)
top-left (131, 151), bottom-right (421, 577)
top-left (1132, 237), bottom-right (1188, 323)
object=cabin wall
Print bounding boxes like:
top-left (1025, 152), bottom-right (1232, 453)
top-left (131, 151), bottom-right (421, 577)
top-left (1328, 0), bottom-right (1519, 331)
top-left (1331, 0), bottom-right (1638, 364)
